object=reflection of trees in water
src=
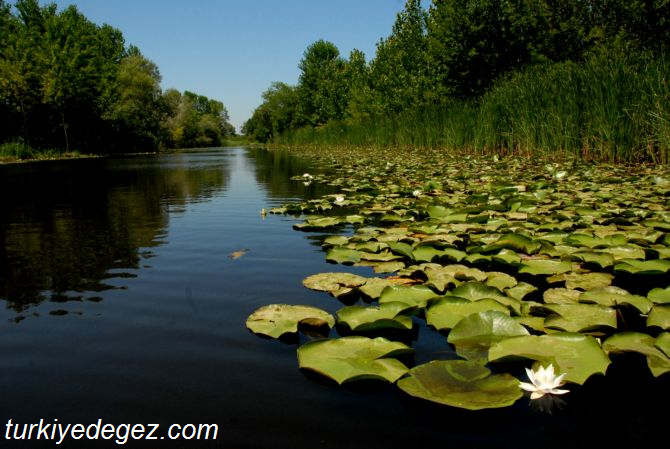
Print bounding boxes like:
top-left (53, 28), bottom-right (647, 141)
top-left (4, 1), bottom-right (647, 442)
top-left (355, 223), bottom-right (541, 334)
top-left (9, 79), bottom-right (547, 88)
top-left (0, 152), bottom-right (231, 314)
top-left (244, 147), bottom-right (335, 200)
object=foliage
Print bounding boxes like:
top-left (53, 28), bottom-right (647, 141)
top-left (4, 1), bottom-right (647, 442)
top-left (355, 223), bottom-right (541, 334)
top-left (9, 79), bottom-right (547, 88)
top-left (0, 0), bottom-right (234, 155)
top-left (246, 0), bottom-right (670, 162)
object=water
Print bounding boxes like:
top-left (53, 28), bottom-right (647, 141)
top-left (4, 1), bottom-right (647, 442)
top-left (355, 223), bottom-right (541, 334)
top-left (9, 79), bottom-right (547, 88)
top-left (0, 148), bottom-right (665, 448)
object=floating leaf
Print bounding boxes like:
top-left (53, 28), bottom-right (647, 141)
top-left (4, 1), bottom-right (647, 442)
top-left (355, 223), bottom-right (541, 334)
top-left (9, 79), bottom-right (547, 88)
top-left (542, 303), bottom-right (617, 333)
top-left (303, 272), bottom-right (367, 298)
top-left (579, 286), bottom-right (652, 314)
top-left (387, 242), bottom-right (414, 259)
top-left (504, 282), bottom-right (537, 301)
top-left (448, 311), bottom-right (530, 362)
top-left (293, 216), bottom-right (343, 231)
top-left (518, 259), bottom-right (574, 276)
top-left (489, 333), bottom-right (610, 384)
top-left (426, 298), bottom-right (510, 331)
top-left (603, 332), bottom-right (670, 377)
top-left (358, 277), bottom-right (396, 299)
top-left (657, 333), bottom-right (670, 358)
top-left (246, 304), bottom-right (335, 339)
top-left (647, 305), bottom-right (670, 330)
top-left (326, 247), bottom-right (363, 265)
top-left (451, 282), bottom-right (508, 302)
top-left (544, 288), bottom-right (581, 304)
top-left (297, 336), bottom-right (413, 384)
top-left (397, 360), bottom-right (522, 410)
top-left (485, 272), bottom-right (518, 290)
top-left (337, 302), bottom-right (414, 331)
top-left (614, 259), bottom-right (670, 275)
top-left (647, 287), bottom-right (670, 304)
top-left (484, 233), bottom-right (540, 254)
top-left (378, 284), bottom-right (439, 308)
top-left (547, 272), bottom-right (614, 290)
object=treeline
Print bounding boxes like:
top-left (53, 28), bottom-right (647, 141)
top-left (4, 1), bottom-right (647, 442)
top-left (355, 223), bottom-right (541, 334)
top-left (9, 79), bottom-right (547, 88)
top-left (243, 0), bottom-right (670, 162)
top-left (0, 0), bottom-right (235, 156)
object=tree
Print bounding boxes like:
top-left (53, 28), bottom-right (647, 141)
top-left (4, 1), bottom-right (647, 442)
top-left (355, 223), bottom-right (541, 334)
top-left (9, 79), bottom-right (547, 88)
top-left (369, 0), bottom-right (428, 112)
top-left (296, 39), bottom-right (347, 126)
top-left (104, 48), bottom-right (163, 151)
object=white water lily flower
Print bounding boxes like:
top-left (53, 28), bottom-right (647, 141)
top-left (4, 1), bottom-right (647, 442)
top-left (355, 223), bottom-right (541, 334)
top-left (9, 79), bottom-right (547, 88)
top-left (412, 189), bottom-right (422, 197)
top-left (519, 364), bottom-right (569, 400)
top-left (302, 173), bottom-right (314, 180)
top-left (333, 195), bottom-right (346, 206)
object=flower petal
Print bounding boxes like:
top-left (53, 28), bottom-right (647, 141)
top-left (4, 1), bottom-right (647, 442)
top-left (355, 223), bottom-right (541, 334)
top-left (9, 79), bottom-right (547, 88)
top-left (519, 382), bottom-right (538, 392)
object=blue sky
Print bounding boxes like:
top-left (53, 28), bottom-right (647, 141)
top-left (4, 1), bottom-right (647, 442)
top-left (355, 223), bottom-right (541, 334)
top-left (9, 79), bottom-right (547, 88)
top-left (49, 0), bottom-right (413, 131)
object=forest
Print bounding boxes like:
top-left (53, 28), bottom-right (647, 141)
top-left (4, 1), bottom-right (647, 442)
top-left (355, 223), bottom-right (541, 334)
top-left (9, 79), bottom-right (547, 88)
top-left (243, 0), bottom-right (670, 163)
top-left (0, 0), bottom-right (235, 158)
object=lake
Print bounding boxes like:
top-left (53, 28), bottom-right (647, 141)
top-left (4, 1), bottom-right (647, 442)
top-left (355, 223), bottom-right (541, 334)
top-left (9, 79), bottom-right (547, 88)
top-left (0, 147), bottom-right (666, 448)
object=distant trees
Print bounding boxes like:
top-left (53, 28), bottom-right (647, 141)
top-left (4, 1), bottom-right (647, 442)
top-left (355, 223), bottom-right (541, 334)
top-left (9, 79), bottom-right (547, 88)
top-left (0, 0), bottom-right (234, 154)
top-left (244, 0), bottom-right (670, 144)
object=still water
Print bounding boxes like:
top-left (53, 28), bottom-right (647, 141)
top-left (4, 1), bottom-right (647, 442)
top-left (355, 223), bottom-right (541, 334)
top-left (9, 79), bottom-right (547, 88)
top-left (0, 148), bottom-right (665, 448)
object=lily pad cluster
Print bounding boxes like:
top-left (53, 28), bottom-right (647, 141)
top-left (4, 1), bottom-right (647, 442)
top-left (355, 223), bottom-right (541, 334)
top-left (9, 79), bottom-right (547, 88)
top-left (248, 148), bottom-right (670, 410)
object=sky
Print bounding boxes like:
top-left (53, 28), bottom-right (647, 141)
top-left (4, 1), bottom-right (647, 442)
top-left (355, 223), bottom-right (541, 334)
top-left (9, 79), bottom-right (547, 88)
top-left (49, 0), bottom-right (413, 132)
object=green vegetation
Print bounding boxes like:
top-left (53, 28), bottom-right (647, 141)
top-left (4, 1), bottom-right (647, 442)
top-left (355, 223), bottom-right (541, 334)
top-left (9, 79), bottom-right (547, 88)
top-left (247, 145), bottom-right (670, 409)
top-left (0, 0), bottom-right (235, 158)
top-left (244, 0), bottom-right (670, 162)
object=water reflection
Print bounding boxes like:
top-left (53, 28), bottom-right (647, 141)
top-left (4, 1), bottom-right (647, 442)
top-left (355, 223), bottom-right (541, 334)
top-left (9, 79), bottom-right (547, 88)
top-left (0, 150), bottom-right (231, 313)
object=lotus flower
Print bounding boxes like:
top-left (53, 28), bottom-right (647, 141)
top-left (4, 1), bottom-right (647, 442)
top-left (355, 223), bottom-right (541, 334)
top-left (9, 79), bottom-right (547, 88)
top-left (519, 364), bottom-right (569, 400)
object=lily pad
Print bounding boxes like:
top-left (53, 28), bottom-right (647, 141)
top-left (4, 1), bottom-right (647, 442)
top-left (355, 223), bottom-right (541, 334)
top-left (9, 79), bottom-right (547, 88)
top-left (518, 259), bottom-right (574, 276)
top-left (448, 311), bottom-right (530, 362)
top-left (337, 302), bottom-right (414, 331)
top-left (246, 304), bottom-right (335, 338)
top-left (484, 233), bottom-right (540, 254)
top-left (647, 287), bottom-right (670, 305)
top-left (378, 285), bottom-right (440, 308)
top-left (297, 336), bottom-right (413, 384)
top-left (397, 360), bottom-right (523, 410)
top-left (614, 259), bottom-right (670, 275)
top-left (303, 272), bottom-right (368, 298)
top-left (579, 286), bottom-right (652, 314)
top-left (488, 333), bottom-right (611, 384)
top-left (647, 305), bottom-right (670, 330)
top-left (542, 303), bottom-right (617, 333)
top-left (451, 282), bottom-right (508, 302)
top-left (426, 298), bottom-right (510, 331)
top-left (326, 247), bottom-right (363, 265)
top-left (603, 332), bottom-right (670, 377)
top-left (547, 272), bottom-right (614, 290)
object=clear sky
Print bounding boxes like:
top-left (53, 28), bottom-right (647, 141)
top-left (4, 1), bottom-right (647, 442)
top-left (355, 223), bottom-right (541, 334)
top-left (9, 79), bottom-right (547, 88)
top-left (49, 0), bottom-right (412, 132)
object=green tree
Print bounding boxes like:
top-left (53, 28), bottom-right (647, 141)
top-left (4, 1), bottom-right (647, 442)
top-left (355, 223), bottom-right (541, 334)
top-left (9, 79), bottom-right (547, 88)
top-left (296, 39), bottom-right (347, 126)
top-left (104, 47), bottom-right (163, 151)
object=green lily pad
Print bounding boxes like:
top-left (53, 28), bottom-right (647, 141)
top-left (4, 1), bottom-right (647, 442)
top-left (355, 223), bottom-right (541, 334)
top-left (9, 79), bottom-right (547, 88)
top-left (504, 282), bottom-right (538, 301)
top-left (657, 333), bottom-right (670, 358)
top-left (491, 249), bottom-right (522, 266)
top-left (337, 302), bottom-right (414, 331)
top-left (613, 259), bottom-right (670, 275)
top-left (569, 251), bottom-right (615, 268)
top-left (326, 247), bottom-right (363, 265)
top-left (378, 284), bottom-right (440, 308)
top-left (518, 259), bottom-right (574, 276)
top-left (448, 311), bottom-right (530, 362)
top-left (489, 333), bottom-right (611, 384)
top-left (246, 304), bottom-right (335, 339)
top-left (484, 233), bottom-right (540, 254)
top-left (544, 288), bottom-right (581, 304)
top-left (579, 286), bottom-right (652, 314)
top-left (647, 305), bottom-right (670, 330)
top-left (397, 360), bottom-right (522, 410)
top-left (387, 242), bottom-right (414, 259)
top-left (451, 282), bottom-right (508, 302)
top-left (294, 216), bottom-right (343, 231)
top-left (600, 245), bottom-right (646, 261)
top-left (603, 332), bottom-right (670, 377)
top-left (542, 303), bottom-right (617, 333)
top-left (647, 287), bottom-right (670, 304)
top-left (426, 298), bottom-right (510, 331)
top-left (358, 277), bottom-right (397, 299)
top-left (423, 265), bottom-right (487, 293)
top-left (303, 272), bottom-right (368, 298)
top-left (485, 272), bottom-right (518, 291)
top-left (547, 272), bottom-right (614, 290)
top-left (297, 336), bottom-right (413, 384)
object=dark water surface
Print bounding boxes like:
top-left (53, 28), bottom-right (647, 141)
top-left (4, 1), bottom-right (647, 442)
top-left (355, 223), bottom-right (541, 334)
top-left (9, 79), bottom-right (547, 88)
top-left (0, 148), bottom-right (665, 448)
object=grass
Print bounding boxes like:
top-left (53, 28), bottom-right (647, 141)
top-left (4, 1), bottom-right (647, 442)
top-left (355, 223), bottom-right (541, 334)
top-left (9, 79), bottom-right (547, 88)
top-left (276, 49), bottom-right (670, 163)
top-left (0, 141), bottom-right (95, 164)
